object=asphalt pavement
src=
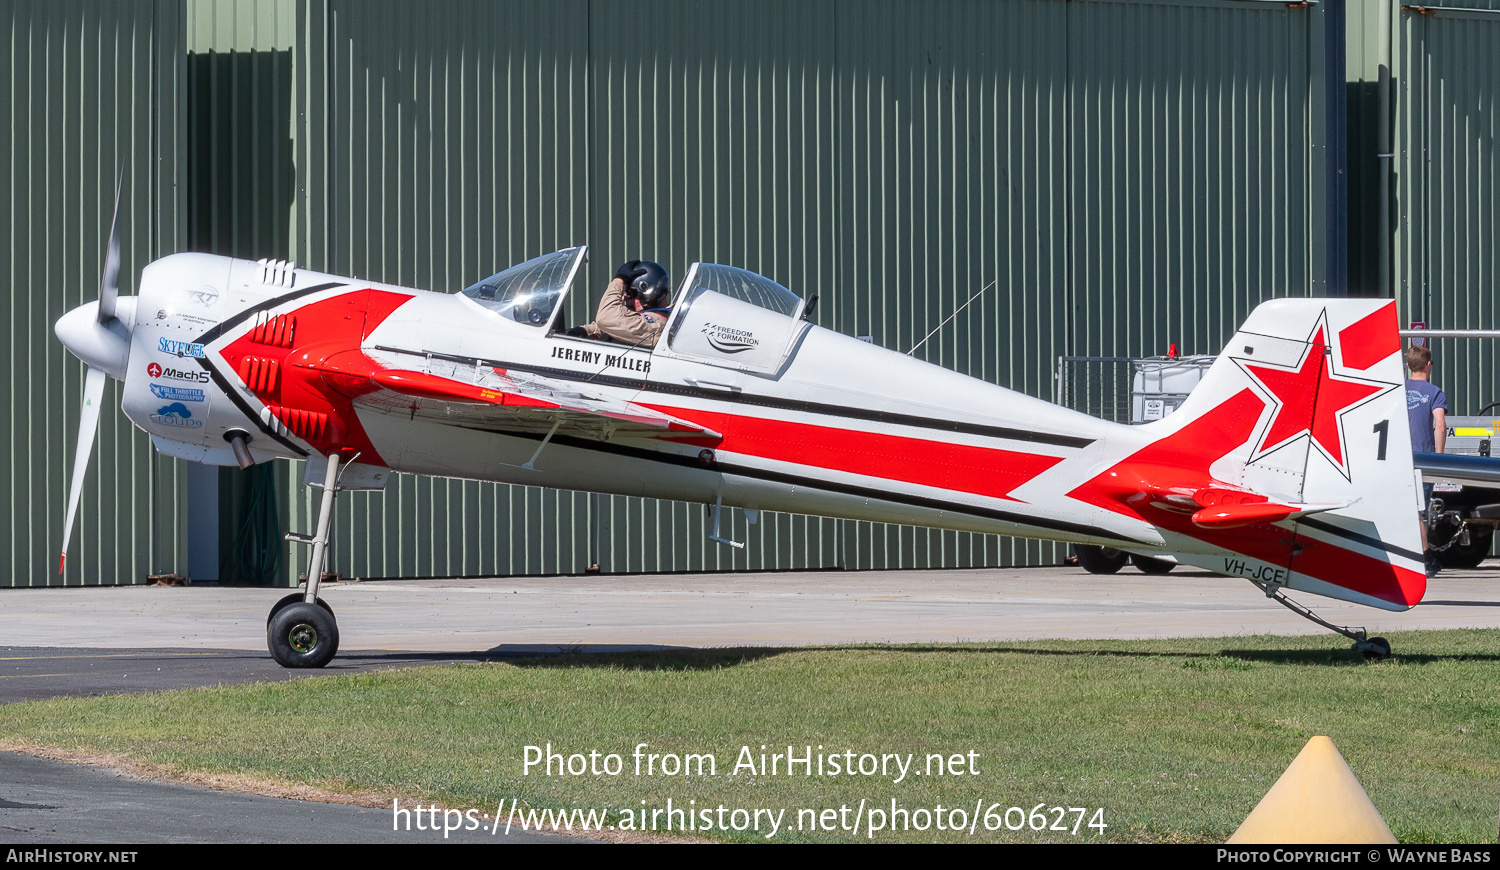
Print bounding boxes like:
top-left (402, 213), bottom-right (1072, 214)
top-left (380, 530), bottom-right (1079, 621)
top-left (0, 751), bottom-right (571, 844)
top-left (4, 565), bottom-right (1497, 663)
top-left (2, 563), bottom-right (1497, 844)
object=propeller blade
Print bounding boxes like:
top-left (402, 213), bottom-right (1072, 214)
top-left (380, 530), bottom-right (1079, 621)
top-left (97, 171), bottom-right (122, 322)
top-left (60, 366), bottom-right (106, 574)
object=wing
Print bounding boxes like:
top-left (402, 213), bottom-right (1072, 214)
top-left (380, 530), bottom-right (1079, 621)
top-left (316, 350), bottom-right (720, 443)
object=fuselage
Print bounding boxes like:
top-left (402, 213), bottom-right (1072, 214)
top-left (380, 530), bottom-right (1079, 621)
top-left (125, 252), bottom-right (1161, 552)
top-left (99, 250), bottom-right (1425, 612)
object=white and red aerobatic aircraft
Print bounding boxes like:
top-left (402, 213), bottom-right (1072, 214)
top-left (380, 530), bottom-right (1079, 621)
top-left (56, 231), bottom-right (1425, 667)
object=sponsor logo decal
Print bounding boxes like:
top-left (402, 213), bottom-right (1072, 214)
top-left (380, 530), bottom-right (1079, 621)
top-left (150, 402), bottom-right (203, 429)
top-left (150, 384), bottom-right (207, 403)
top-left (155, 309), bottom-right (217, 328)
top-left (158, 337), bottom-right (206, 358)
top-left (185, 285), bottom-right (219, 308)
top-left (147, 362), bottom-right (211, 384)
top-left (701, 322), bottom-right (759, 354)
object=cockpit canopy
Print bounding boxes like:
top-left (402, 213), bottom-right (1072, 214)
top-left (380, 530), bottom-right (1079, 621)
top-left (663, 263), bottom-right (809, 374)
top-left (461, 246), bottom-right (585, 327)
top-left (460, 248), bottom-right (809, 374)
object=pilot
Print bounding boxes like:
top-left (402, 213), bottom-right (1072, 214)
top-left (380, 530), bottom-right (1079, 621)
top-left (567, 260), bottom-right (672, 348)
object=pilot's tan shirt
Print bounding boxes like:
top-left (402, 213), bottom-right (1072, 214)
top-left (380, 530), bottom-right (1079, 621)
top-left (582, 278), bottom-right (668, 348)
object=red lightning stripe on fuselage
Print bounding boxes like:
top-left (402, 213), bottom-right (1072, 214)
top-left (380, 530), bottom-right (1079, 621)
top-left (645, 405), bottom-right (1065, 503)
top-left (1066, 388), bottom-right (1424, 607)
top-left (220, 289), bottom-right (413, 465)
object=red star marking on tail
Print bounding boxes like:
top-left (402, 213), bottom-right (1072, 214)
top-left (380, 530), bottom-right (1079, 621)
top-left (1241, 319), bottom-right (1387, 472)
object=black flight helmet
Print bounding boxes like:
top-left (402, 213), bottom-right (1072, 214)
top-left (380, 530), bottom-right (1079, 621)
top-left (629, 261), bottom-right (671, 310)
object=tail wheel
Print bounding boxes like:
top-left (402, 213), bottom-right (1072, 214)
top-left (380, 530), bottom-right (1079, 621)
top-left (1130, 554), bottom-right (1175, 574)
top-left (1075, 545), bottom-right (1129, 575)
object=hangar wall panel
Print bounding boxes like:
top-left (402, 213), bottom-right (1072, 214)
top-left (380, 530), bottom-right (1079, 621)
top-left (1345, 0), bottom-right (1389, 297)
top-left (185, 0), bottom-right (296, 261)
top-left (182, 0), bottom-right (299, 584)
top-left (1069, 0), bottom-right (1321, 360)
top-left (276, 0), bottom-right (1330, 581)
top-left (585, 0), bottom-right (845, 573)
top-left (1395, 2), bottom-right (1500, 419)
top-left (830, 0), bottom-right (1072, 569)
top-left (294, 0), bottom-right (600, 579)
top-left (0, 1), bottom-right (186, 587)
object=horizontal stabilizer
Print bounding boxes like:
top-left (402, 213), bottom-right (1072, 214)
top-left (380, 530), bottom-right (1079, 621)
top-left (1191, 500), bottom-right (1346, 529)
top-left (1135, 482), bottom-right (1347, 529)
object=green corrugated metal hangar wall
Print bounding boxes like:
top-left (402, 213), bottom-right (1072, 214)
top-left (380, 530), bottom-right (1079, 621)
top-left (2, 0), bottom-right (188, 587)
top-left (1392, 3), bottom-right (1500, 430)
top-left (5, 0), bottom-right (1495, 586)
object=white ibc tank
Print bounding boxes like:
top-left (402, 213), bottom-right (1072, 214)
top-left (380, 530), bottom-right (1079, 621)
top-left (1130, 355), bottom-right (1216, 423)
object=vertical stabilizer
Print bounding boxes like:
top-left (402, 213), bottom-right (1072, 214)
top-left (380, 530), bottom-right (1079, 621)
top-left (1077, 299), bottom-right (1425, 610)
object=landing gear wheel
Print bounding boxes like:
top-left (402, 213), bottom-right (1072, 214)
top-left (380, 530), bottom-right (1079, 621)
top-left (1355, 636), bottom-right (1391, 661)
top-left (1439, 530), bottom-right (1493, 570)
top-left (267, 592), bottom-right (336, 626)
top-left (1130, 554), bottom-right (1175, 574)
top-left (1075, 545), bottom-right (1128, 575)
top-left (268, 602), bottom-right (340, 668)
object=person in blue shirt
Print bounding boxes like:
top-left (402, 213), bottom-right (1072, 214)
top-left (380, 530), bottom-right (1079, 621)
top-left (1406, 344), bottom-right (1447, 575)
top-left (1406, 345), bottom-right (1447, 454)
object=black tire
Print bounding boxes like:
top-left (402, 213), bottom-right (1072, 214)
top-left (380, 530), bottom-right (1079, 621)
top-left (1075, 545), bottom-right (1128, 575)
top-left (267, 602), bottom-right (340, 668)
top-left (1438, 530), bottom-right (1493, 570)
top-left (267, 592), bottom-right (336, 626)
top-left (1359, 636), bottom-right (1392, 661)
top-left (1130, 554), bottom-right (1176, 574)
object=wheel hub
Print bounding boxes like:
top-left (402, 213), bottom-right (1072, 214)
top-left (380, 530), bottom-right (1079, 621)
top-left (288, 623), bottom-right (319, 653)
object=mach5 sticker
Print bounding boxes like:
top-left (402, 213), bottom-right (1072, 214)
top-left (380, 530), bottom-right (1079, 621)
top-left (147, 362), bottom-right (210, 384)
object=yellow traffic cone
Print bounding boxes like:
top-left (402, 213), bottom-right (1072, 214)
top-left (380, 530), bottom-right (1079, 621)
top-left (1229, 735), bottom-right (1397, 844)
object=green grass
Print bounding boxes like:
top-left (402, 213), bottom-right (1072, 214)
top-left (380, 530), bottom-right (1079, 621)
top-left (2, 631), bottom-right (1498, 842)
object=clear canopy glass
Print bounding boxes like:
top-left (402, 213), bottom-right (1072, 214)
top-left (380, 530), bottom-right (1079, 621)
top-left (665, 264), bottom-right (807, 372)
top-left (679, 264), bottom-right (802, 317)
top-left (667, 265), bottom-right (802, 344)
top-left (461, 247), bottom-right (584, 327)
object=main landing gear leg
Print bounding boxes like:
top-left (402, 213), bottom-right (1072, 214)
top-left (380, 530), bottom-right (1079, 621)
top-left (1248, 579), bottom-right (1390, 661)
top-left (267, 453), bottom-right (343, 668)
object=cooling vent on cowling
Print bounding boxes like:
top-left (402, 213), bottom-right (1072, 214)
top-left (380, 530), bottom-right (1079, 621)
top-left (249, 311), bottom-right (296, 347)
top-left (261, 405), bottom-right (328, 441)
top-left (257, 258), bottom-right (297, 289)
top-left (237, 356), bottom-right (280, 393)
